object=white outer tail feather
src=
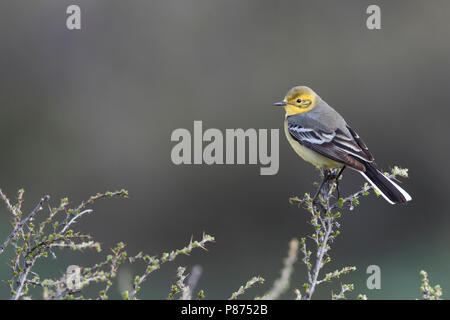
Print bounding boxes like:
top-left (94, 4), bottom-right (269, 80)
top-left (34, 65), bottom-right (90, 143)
top-left (359, 170), bottom-right (412, 205)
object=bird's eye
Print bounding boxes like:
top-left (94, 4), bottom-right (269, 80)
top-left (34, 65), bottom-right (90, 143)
top-left (296, 98), bottom-right (302, 103)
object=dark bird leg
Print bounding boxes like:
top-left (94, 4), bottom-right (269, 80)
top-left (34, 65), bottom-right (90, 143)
top-left (336, 165), bottom-right (346, 180)
top-left (335, 166), bottom-right (346, 199)
top-left (312, 170), bottom-right (330, 203)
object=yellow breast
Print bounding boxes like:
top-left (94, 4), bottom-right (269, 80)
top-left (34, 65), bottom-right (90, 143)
top-left (284, 120), bottom-right (341, 169)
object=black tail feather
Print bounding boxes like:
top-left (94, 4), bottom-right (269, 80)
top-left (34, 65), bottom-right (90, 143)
top-left (361, 163), bottom-right (410, 204)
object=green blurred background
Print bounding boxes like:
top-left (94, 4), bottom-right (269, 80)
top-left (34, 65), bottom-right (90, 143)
top-left (0, 0), bottom-right (449, 299)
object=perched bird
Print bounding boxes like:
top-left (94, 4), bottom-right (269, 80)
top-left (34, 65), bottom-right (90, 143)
top-left (274, 86), bottom-right (412, 204)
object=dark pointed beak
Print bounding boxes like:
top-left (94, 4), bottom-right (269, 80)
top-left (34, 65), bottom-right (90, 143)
top-left (273, 101), bottom-right (287, 107)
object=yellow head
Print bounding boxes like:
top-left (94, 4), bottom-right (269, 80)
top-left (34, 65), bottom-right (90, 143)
top-left (273, 86), bottom-right (318, 116)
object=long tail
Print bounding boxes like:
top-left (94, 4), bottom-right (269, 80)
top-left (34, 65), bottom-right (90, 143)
top-left (359, 162), bottom-right (412, 205)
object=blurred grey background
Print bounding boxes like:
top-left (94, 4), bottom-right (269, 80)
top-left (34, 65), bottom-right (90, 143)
top-left (0, 0), bottom-right (449, 299)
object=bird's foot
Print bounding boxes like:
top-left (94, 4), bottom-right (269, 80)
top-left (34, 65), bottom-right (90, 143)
top-left (329, 166), bottom-right (346, 199)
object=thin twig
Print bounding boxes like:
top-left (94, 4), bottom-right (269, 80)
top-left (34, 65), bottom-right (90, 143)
top-left (263, 239), bottom-right (299, 300)
top-left (229, 276), bottom-right (265, 300)
top-left (60, 209), bottom-right (93, 233)
top-left (0, 195), bottom-right (50, 254)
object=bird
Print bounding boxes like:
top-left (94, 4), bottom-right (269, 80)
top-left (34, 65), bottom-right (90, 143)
top-left (274, 86), bottom-right (412, 204)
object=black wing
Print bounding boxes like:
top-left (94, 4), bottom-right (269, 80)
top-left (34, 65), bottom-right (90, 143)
top-left (287, 123), bottom-right (374, 172)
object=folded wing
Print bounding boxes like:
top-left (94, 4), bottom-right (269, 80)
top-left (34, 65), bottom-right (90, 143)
top-left (287, 122), bottom-right (374, 172)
